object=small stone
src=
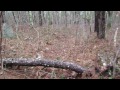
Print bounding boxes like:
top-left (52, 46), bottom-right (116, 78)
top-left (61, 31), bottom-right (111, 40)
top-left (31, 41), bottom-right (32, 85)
top-left (45, 47), bottom-right (49, 50)
top-left (103, 63), bottom-right (107, 66)
top-left (0, 71), bottom-right (3, 75)
top-left (76, 59), bottom-right (80, 62)
top-left (93, 45), bottom-right (96, 49)
top-left (71, 71), bottom-right (77, 76)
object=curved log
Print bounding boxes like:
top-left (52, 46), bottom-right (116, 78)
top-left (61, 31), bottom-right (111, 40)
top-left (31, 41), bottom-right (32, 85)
top-left (2, 58), bottom-right (87, 73)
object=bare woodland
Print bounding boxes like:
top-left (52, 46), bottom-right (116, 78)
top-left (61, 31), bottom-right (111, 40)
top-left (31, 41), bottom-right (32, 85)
top-left (0, 11), bottom-right (120, 79)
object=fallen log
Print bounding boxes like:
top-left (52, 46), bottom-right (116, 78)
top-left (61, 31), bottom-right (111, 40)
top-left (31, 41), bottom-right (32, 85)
top-left (2, 58), bottom-right (87, 73)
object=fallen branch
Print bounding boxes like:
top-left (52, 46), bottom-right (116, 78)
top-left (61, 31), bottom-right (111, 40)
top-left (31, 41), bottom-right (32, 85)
top-left (2, 58), bottom-right (87, 73)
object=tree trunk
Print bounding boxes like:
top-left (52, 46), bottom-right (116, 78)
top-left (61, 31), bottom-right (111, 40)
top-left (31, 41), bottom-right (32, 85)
top-left (2, 58), bottom-right (115, 76)
top-left (0, 11), bottom-right (4, 71)
top-left (42, 11), bottom-right (45, 25)
top-left (3, 58), bottom-right (86, 73)
top-left (29, 11), bottom-right (33, 25)
top-left (107, 11), bottom-right (113, 29)
top-left (64, 11), bottom-right (67, 27)
top-left (38, 11), bottom-right (42, 26)
top-left (95, 11), bottom-right (106, 39)
top-left (12, 11), bottom-right (17, 24)
top-left (94, 11), bottom-right (99, 32)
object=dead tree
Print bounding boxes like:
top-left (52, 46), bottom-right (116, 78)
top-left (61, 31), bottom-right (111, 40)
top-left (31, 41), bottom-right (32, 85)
top-left (3, 58), bottom-right (86, 73)
top-left (1, 58), bottom-right (114, 76)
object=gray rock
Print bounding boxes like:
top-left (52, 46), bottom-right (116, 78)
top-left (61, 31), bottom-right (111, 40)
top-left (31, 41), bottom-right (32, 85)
top-left (2, 23), bottom-right (16, 38)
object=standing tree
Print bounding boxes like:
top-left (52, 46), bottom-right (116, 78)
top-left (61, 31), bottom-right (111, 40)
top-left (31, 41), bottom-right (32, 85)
top-left (95, 11), bottom-right (106, 39)
top-left (38, 11), bottom-right (42, 26)
top-left (0, 11), bottom-right (4, 74)
top-left (107, 11), bottom-right (113, 29)
top-left (28, 11), bottom-right (33, 25)
top-left (12, 11), bottom-right (17, 24)
top-left (63, 11), bottom-right (67, 27)
top-left (94, 11), bottom-right (99, 32)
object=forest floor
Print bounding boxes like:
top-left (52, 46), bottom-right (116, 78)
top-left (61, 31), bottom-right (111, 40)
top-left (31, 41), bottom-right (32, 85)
top-left (0, 25), bottom-right (120, 79)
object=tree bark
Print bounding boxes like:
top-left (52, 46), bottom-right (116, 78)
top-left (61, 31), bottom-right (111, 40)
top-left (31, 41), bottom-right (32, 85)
top-left (2, 58), bottom-right (86, 73)
top-left (95, 11), bottom-right (106, 39)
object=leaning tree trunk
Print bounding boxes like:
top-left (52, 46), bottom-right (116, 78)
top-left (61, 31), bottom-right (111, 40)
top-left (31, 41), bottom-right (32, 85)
top-left (95, 11), bottom-right (106, 39)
